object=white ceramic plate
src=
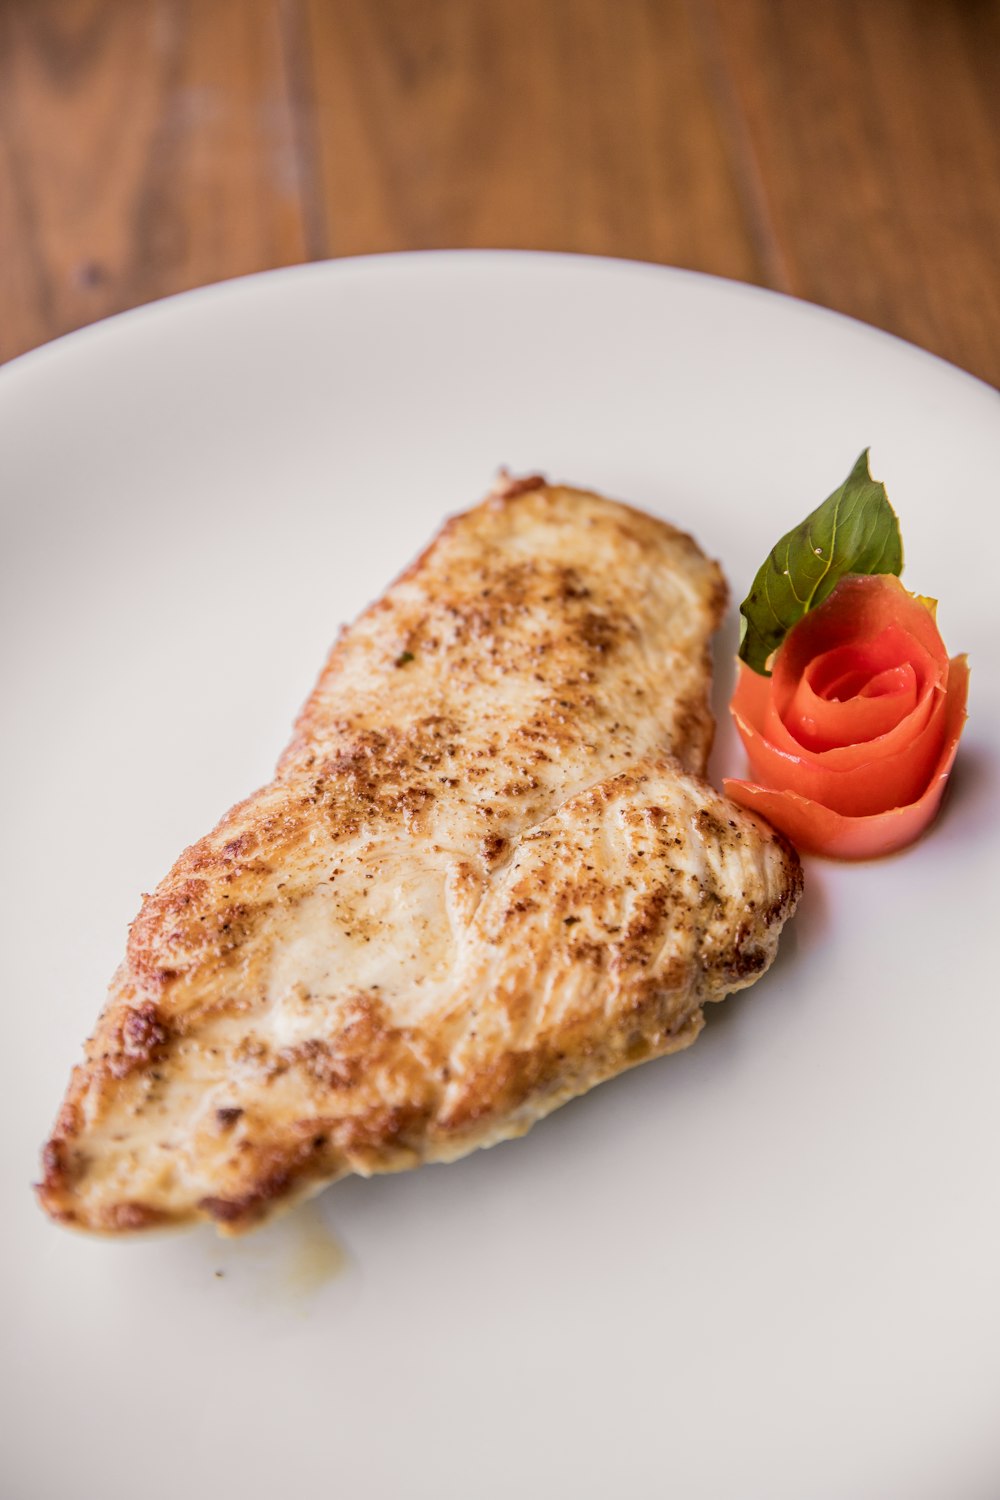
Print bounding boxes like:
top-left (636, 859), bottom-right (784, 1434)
top-left (3, 253), bottom-right (998, 1500)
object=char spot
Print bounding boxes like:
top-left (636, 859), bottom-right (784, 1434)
top-left (481, 832), bottom-right (507, 865)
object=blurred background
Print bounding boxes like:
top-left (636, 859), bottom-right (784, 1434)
top-left (0, 0), bottom-right (997, 383)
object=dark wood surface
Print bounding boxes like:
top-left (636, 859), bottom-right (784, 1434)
top-left (1, 0), bottom-right (998, 383)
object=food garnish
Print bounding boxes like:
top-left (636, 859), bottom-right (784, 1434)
top-left (725, 452), bottom-right (968, 859)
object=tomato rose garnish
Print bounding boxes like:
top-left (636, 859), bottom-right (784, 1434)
top-left (724, 575), bottom-right (969, 859)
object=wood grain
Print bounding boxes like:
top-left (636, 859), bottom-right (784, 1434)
top-left (0, 0), bottom-right (308, 362)
top-left (705, 0), bottom-right (1000, 383)
top-left (1, 0), bottom-right (998, 384)
top-left (303, 0), bottom-right (763, 283)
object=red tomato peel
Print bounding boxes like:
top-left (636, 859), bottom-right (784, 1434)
top-left (725, 659), bottom-right (967, 857)
top-left (726, 572), bottom-right (969, 859)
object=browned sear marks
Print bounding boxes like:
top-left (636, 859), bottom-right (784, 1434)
top-left (37, 477), bottom-right (801, 1236)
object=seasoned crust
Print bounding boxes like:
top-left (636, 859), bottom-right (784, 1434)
top-left (37, 476), bottom-right (799, 1236)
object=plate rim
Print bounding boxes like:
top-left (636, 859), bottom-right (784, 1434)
top-left (3, 248), bottom-right (998, 408)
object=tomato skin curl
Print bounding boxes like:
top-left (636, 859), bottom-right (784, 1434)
top-left (725, 576), bottom-right (969, 859)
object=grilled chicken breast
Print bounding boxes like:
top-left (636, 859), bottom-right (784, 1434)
top-left (39, 476), bottom-right (802, 1235)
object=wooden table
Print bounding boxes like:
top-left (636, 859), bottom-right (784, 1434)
top-left (2, 0), bottom-right (998, 385)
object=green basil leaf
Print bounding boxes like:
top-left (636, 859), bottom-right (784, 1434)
top-left (737, 449), bottom-right (903, 675)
